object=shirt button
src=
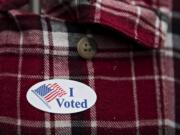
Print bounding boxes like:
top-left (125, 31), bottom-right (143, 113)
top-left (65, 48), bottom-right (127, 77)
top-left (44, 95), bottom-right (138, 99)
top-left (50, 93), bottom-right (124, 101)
top-left (77, 36), bottom-right (97, 60)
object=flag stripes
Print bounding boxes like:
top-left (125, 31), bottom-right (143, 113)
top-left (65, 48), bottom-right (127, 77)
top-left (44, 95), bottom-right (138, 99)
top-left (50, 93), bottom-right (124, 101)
top-left (33, 83), bottom-right (67, 103)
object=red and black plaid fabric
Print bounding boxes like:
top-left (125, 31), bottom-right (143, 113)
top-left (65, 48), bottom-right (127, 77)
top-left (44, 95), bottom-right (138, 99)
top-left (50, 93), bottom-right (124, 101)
top-left (0, 0), bottom-right (27, 11)
top-left (0, 0), bottom-right (179, 135)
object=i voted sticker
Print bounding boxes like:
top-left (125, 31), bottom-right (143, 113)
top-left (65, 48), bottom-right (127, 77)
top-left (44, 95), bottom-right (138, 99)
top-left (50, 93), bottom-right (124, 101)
top-left (26, 79), bottom-right (97, 114)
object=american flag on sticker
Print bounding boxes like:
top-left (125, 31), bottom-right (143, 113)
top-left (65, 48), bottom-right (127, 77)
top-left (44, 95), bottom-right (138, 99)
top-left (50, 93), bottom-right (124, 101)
top-left (32, 83), bottom-right (67, 108)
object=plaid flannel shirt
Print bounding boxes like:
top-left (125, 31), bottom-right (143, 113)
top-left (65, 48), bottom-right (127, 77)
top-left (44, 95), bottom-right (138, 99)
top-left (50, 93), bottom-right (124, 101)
top-left (0, 0), bottom-right (179, 135)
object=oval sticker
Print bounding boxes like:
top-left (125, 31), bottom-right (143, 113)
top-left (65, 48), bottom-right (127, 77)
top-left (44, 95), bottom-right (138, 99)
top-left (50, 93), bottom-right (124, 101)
top-left (26, 79), bottom-right (97, 114)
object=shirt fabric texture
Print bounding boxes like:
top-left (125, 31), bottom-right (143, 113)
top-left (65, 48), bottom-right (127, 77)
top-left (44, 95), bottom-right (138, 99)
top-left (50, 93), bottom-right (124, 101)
top-left (0, 0), bottom-right (179, 135)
